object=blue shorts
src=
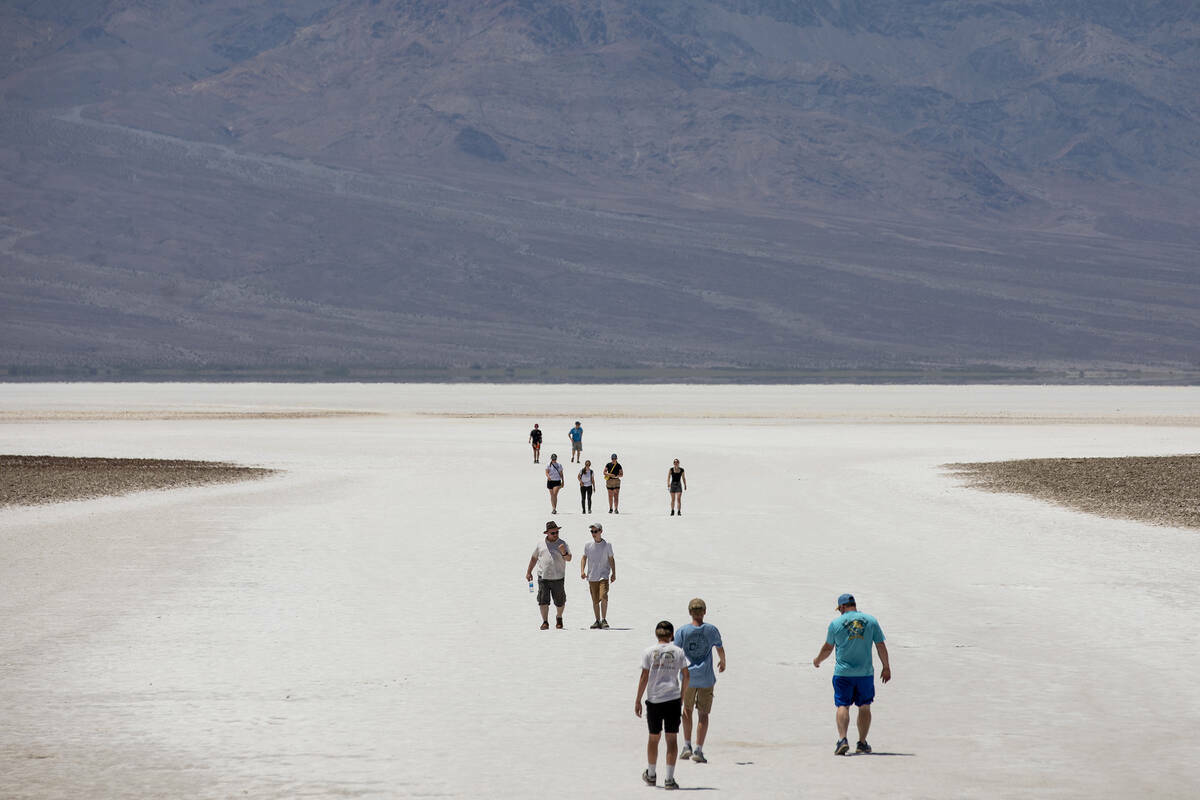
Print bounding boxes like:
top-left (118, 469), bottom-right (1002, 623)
top-left (832, 675), bottom-right (875, 707)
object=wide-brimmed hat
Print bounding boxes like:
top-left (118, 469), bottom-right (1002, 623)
top-left (544, 521), bottom-right (562, 533)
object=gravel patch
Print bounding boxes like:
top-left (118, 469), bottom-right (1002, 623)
top-left (1, 455), bottom-right (277, 507)
top-left (945, 454), bottom-right (1200, 530)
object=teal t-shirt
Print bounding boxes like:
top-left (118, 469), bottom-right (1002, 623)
top-left (826, 612), bottom-right (885, 677)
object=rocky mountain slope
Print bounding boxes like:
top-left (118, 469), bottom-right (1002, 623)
top-left (1, 1), bottom-right (1198, 373)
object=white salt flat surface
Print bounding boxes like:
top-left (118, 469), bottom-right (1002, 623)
top-left (2, 383), bottom-right (1199, 799)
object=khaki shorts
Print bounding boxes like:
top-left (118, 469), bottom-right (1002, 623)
top-left (588, 579), bottom-right (610, 603)
top-left (683, 686), bottom-right (714, 714)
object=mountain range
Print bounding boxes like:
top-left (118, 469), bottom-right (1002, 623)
top-left (2, 1), bottom-right (1198, 376)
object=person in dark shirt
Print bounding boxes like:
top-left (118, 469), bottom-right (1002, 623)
top-left (529, 423), bottom-right (542, 463)
top-left (604, 453), bottom-right (624, 514)
top-left (667, 459), bottom-right (687, 516)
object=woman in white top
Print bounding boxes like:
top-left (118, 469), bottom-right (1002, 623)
top-left (578, 459), bottom-right (595, 514)
top-left (545, 454), bottom-right (565, 514)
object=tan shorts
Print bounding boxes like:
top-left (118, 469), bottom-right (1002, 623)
top-left (683, 686), bottom-right (714, 714)
top-left (588, 579), bottom-right (610, 603)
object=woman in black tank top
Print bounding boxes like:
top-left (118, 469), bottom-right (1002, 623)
top-left (667, 459), bottom-right (687, 516)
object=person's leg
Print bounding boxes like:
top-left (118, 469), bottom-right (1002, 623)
top-left (647, 732), bottom-right (660, 769)
top-left (550, 485), bottom-right (559, 511)
top-left (836, 705), bottom-right (851, 739)
top-left (600, 592), bottom-right (608, 620)
top-left (539, 604), bottom-right (549, 623)
top-left (555, 604), bottom-right (565, 626)
top-left (613, 487), bottom-right (620, 512)
top-left (665, 732), bottom-right (678, 766)
top-left (680, 704), bottom-right (693, 744)
top-left (590, 584), bottom-right (601, 622)
top-left (696, 710), bottom-right (710, 748)
top-left (856, 704), bottom-right (872, 742)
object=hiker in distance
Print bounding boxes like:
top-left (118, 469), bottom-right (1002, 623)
top-left (545, 453), bottom-right (565, 514)
top-left (568, 421), bottom-right (584, 463)
top-left (604, 453), bottom-right (624, 513)
top-left (525, 521), bottom-right (572, 630)
top-left (667, 459), bottom-right (687, 516)
top-left (578, 459), bottom-right (596, 514)
top-left (529, 423), bottom-right (542, 463)
top-left (812, 593), bottom-right (891, 755)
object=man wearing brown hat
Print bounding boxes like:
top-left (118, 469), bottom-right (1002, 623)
top-left (525, 521), bottom-right (573, 629)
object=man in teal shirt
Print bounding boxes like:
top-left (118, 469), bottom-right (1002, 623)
top-left (813, 593), bottom-right (891, 755)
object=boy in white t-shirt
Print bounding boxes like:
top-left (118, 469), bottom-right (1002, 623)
top-left (635, 620), bottom-right (690, 789)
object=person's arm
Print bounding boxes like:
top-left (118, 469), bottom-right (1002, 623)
top-left (716, 645), bottom-right (726, 673)
top-left (617, 466), bottom-right (624, 477)
top-left (559, 542), bottom-right (572, 562)
top-left (635, 668), bottom-right (649, 716)
top-left (876, 642), bottom-right (891, 683)
top-left (813, 642), bottom-right (834, 668)
top-left (608, 555), bottom-right (616, 583)
top-left (579, 553), bottom-right (588, 579)
top-left (682, 473), bottom-right (687, 490)
top-left (667, 469), bottom-right (672, 489)
top-left (526, 553), bottom-right (539, 583)
top-left (680, 663), bottom-right (690, 696)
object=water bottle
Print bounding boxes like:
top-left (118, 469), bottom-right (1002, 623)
top-left (528, 580), bottom-right (536, 593)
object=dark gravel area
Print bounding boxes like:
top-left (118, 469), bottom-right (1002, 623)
top-left (1, 455), bottom-right (276, 507)
top-left (945, 454), bottom-right (1200, 530)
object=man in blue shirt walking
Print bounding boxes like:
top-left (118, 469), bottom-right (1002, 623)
top-left (568, 421), bottom-right (584, 463)
top-left (812, 593), bottom-right (891, 755)
top-left (674, 597), bottom-right (726, 763)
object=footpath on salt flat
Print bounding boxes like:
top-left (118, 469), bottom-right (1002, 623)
top-left (1, 384), bottom-right (1199, 799)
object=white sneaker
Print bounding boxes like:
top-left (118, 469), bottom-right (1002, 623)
top-left (679, 745), bottom-right (693, 760)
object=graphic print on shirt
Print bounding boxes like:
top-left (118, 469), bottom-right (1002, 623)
top-left (842, 618), bottom-right (867, 640)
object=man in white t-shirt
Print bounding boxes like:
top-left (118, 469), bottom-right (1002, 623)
top-left (580, 523), bottom-right (616, 629)
top-left (525, 521), bottom-right (572, 630)
top-left (635, 620), bottom-right (689, 790)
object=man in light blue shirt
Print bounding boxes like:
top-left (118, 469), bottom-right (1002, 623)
top-left (568, 421), bottom-right (584, 462)
top-left (813, 593), bottom-right (891, 755)
top-left (673, 597), bottom-right (725, 763)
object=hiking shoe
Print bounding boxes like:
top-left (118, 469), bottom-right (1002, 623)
top-left (835, 738), bottom-right (849, 755)
top-left (540, 621), bottom-right (549, 630)
top-left (856, 740), bottom-right (872, 754)
top-left (642, 769), bottom-right (656, 786)
top-left (670, 510), bottom-right (675, 516)
top-left (600, 619), bottom-right (610, 629)
top-left (608, 508), bottom-right (613, 513)
top-left (555, 617), bottom-right (564, 629)
top-left (679, 745), bottom-right (692, 760)
top-left (590, 620), bottom-right (602, 629)
top-left (663, 778), bottom-right (679, 790)
top-left (691, 751), bottom-right (707, 763)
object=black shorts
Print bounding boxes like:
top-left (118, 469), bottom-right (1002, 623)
top-left (547, 480), bottom-right (563, 489)
top-left (645, 698), bottom-right (682, 735)
top-left (537, 578), bottom-right (566, 607)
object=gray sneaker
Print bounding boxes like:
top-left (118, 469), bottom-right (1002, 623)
top-left (835, 737), bottom-right (850, 755)
top-left (856, 740), bottom-right (872, 754)
top-left (679, 745), bottom-right (693, 760)
top-left (663, 778), bottom-right (679, 790)
top-left (600, 619), bottom-right (610, 629)
top-left (642, 769), bottom-right (656, 786)
top-left (691, 750), bottom-right (707, 763)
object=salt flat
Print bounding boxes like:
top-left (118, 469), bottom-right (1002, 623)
top-left (1, 384), bottom-right (1198, 799)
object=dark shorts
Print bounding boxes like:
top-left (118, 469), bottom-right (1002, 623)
top-left (832, 675), bottom-right (875, 707)
top-left (537, 578), bottom-right (566, 607)
top-left (669, 485), bottom-right (682, 493)
top-left (645, 697), bottom-right (682, 735)
top-left (547, 480), bottom-right (563, 489)
top-left (571, 441), bottom-right (582, 451)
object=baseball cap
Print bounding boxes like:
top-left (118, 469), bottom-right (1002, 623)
top-left (837, 593), bottom-right (855, 606)
top-left (610, 453), bottom-right (618, 458)
top-left (544, 521), bottom-right (562, 533)
top-left (589, 523), bottom-right (603, 532)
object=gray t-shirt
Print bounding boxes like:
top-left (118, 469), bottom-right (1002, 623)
top-left (532, 537), bottom-right (571, 580)
top-left (583, 539), bottom-right (614, 581)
